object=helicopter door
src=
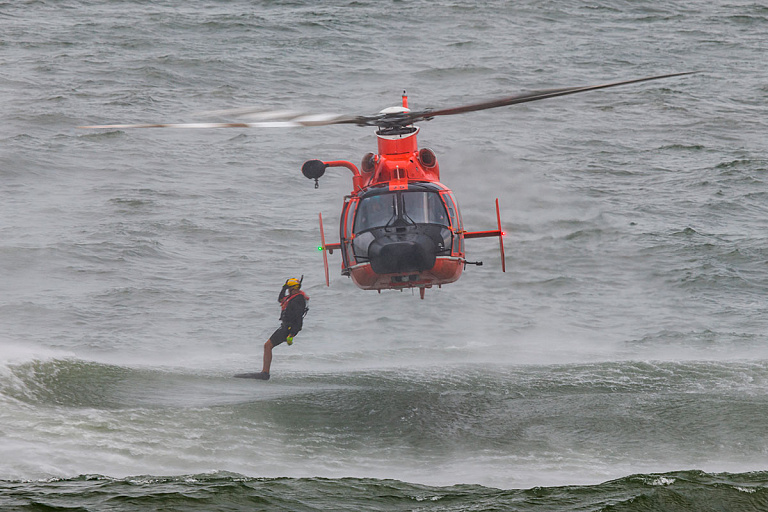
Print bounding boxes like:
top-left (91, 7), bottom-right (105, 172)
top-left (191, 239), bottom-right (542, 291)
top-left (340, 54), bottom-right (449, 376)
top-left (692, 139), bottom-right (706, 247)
top-left (441, 192), bottom-right (463, 255)
top-left (340, 197), bottom-right (358, 271)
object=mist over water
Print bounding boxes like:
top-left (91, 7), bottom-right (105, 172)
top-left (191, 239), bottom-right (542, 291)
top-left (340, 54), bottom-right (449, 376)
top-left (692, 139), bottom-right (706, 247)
top-left (2, 0), bottom-right (768, 509)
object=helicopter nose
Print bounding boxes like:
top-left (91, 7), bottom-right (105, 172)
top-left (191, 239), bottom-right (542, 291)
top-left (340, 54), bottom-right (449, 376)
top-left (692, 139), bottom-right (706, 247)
top-left (368, 234), bottom-right (437, 275)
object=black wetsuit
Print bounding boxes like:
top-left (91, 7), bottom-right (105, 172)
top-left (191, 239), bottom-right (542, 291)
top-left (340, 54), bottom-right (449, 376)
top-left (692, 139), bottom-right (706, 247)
top-left (269, 289), bottom-right (307, 346)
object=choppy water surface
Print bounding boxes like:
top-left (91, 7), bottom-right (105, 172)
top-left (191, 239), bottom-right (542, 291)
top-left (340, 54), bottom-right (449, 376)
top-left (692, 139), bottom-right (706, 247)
top-left (2, 1), bottom-right (767, 510)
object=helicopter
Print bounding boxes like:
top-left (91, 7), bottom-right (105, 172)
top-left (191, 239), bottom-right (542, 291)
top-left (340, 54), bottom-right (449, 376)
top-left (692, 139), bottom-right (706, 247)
top-left (81, 72), bottom-right (695, 299)
top-left (301, 94), bottom-right (506, 299)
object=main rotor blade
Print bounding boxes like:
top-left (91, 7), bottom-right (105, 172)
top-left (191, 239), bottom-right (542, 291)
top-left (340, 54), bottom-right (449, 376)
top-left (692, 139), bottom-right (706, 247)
top-left (78, 112), bottom-right (357, 130)
top-left (397, 71), bottom-right (697, 125)
top-left (79, 72), bottom-right (696, 130)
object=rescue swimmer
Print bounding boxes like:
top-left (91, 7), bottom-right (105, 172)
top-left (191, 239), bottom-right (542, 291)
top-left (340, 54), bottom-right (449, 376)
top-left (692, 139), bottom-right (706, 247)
top-left (251, 277), bottom-right (309, 380)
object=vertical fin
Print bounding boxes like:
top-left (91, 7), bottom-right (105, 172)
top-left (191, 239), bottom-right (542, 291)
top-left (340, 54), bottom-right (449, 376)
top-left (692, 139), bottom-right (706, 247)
top-left (319, 212), bottom-right (330, 286)
top-left (496, 198), bottom-right (506, 272)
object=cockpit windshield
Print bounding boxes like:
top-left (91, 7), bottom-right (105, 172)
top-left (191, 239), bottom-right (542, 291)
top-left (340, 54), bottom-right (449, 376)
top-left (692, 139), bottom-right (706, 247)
top-left (402, 191), bottom-right (449, 226)
top-left (354, 191), bottom-right (449, 234)
top-left (353, 194), bottom-right (397, 233)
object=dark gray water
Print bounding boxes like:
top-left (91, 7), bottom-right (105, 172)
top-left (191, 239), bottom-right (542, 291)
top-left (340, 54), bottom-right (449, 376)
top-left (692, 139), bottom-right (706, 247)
top-left (2, 0), bottom-right (767, 509)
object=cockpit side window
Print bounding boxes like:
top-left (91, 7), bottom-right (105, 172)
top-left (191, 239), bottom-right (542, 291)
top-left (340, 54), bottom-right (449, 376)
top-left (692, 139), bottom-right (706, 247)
top-left (442, 192), bottom-right (460, 230)
top-left (344, 198), bottom-right (358, 239)
top-left (353, 194), bottom-right (397, 233)
top-left (402, 191), bottom-right (449, 226)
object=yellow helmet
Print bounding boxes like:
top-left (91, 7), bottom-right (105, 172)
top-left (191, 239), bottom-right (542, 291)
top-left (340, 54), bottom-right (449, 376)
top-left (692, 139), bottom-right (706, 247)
top-left (285, 278), bottom-right (301, 289)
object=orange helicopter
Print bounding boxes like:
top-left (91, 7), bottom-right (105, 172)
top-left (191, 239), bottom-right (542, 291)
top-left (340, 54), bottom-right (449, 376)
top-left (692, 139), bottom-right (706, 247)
top-left (301, 93), bottom-right (506, 299)
top-left (81, 72), bottom-right (694, 298)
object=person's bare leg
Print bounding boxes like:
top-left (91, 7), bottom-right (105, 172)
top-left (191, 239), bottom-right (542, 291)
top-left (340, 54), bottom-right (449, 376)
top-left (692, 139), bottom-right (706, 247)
top-left (262, 339), bottom-right (274, 374)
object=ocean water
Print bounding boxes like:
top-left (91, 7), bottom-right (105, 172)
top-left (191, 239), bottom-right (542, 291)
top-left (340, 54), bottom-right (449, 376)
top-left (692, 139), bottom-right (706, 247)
top-left (2, 0), bottom-right (768, 510)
